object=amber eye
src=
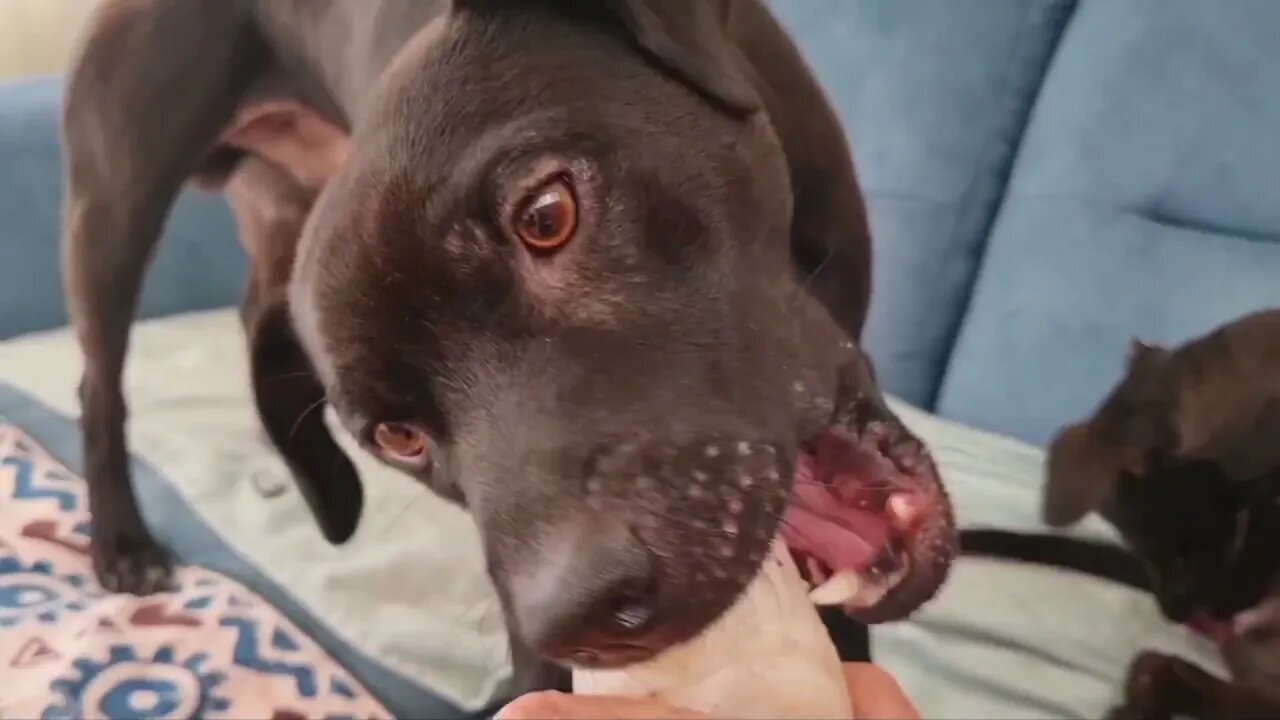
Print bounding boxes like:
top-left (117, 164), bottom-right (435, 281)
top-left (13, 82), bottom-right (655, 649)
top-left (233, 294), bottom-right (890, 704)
top-left (513, 178), bottom-right (578, 251)
top-left (373, 422), bottom-right (430, 463)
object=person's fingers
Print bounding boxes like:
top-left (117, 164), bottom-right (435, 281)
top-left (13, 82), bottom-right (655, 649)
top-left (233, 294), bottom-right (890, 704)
top-left (843, 663), bottom-right (921, 720)
top-left (495, 690), bottom-right (709, 720)
top-left (496, 664), bottom-right (920, 720)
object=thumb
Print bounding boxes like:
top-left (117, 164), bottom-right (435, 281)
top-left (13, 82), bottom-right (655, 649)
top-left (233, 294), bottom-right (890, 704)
top-left (843, 664), bottom-right (921, 720)
top-left (496, 690), bottom-right (709, 720)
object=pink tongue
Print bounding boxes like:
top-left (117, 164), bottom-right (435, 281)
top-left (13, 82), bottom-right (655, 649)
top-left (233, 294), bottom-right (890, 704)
top-left (780, 453), bottom-right (889, 571)
top-left (1186, 613), bottom-right (1234, 646)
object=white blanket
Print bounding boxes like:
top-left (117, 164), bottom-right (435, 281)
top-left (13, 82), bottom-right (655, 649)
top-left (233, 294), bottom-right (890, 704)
top-left (0, 308), bottom-right (1223, 718)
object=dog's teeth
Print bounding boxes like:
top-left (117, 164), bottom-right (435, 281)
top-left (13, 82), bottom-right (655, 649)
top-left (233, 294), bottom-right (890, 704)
top-left (809, 570), bottom-right (861, 606)
top-left (888, 493), bottom-right (920, 530)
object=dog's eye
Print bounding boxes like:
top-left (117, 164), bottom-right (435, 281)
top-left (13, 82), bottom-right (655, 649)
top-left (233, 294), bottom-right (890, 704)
top-left (373, 422), bottom-right (430, 462)
top-left (513, 177), bottom-right (577, 251)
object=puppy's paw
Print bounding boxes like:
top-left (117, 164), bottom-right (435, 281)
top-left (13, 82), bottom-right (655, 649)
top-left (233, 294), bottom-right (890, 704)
top-left (91, 525), bottom-right (175, 595)
top-left (1118, 651), bottom-right (1220, 720)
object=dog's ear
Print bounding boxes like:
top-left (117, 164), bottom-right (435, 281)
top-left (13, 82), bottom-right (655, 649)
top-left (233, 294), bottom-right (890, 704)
top-left (1127, 339), bottom-right (1169, 368)
top-left (1043, 423), bottom-right (1123, 527)
top-left (453, 0), bottom-right (761, 114)
top-left (605, 0), bottom-right (762, 115)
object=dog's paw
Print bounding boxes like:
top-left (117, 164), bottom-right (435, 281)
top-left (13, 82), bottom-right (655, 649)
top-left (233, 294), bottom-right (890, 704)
top-left (91, 526), bottom-right (175, 595)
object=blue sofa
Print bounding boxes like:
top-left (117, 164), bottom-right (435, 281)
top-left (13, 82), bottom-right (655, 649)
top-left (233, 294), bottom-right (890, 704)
top-left (2, 1), bottom-right (1278, 716)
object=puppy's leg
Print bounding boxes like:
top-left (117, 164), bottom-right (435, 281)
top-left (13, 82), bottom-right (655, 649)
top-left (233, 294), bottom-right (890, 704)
top-left (225, 157), bottom-right (363, 544)
top-left (61, 0), bottom-right (264, 593)
top-left (1111, 651), bottom-right (1280, 720)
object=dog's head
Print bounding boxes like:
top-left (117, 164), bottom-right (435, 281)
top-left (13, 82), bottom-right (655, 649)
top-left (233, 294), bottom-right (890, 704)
top-left (1045, 340), bottom-right (1280, 625)
top-left (290, 0), bottom-right (954, 667)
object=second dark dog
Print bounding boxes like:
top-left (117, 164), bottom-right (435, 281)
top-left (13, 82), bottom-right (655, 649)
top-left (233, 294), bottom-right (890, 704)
top-left (1044, 309), bottom-right (1280, 718)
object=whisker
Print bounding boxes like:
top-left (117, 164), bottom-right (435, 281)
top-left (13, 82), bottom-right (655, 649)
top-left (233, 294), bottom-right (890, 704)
top-left (381, 493), bottom-right (425, 536)
top-left (260, 370), bottom-right (319, 384)
top-left (287, 396), bottom-right (329, 441)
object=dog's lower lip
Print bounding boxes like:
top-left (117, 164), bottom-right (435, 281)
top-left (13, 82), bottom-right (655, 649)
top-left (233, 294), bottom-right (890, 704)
top-left (565, 642), bottom-right (658, 669)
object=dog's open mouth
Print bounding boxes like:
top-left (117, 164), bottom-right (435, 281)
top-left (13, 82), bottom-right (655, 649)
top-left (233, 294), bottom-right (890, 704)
top-left (781, 400), bottom-right (956, 622)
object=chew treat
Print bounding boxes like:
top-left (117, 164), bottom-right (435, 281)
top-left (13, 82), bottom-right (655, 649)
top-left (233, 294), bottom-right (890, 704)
top-left (573, 538), bottom-right (853, 719)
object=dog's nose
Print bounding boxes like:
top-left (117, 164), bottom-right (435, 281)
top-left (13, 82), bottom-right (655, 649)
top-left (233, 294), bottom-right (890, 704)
top-left (508, 519), bottom-right (663, 665)
top-left (496, 436), bottom-right (790, 666)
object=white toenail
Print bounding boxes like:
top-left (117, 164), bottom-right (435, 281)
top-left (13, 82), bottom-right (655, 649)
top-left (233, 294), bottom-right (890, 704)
top-left (705, 444), bottom-right (720, 458)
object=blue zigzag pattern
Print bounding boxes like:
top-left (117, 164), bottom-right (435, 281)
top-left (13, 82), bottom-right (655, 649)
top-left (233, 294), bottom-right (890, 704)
top-left (3, 456), bottom-right (79, 512)
top-left (220, 617), bottom-right (319, 699)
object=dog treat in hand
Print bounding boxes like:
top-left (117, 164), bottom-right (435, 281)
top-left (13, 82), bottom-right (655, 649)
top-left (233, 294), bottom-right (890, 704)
top-left (573, 538), bottom-right (853, 719)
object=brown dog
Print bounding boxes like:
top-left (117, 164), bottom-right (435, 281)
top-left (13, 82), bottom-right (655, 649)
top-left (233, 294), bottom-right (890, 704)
top-left (60, 0), bottom-right (956, 686)
top-left (1044, 309), bottom-right (1280, 718)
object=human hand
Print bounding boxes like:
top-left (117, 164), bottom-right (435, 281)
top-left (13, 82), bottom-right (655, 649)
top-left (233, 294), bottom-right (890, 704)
top-left (495, 662), bottom-right (921, 720)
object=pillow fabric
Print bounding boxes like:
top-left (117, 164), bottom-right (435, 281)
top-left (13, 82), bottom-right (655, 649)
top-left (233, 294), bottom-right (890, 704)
top-left (0, 424), bottom-right (392, 720)
top-left (0, 309), bottom-right (1223, 719)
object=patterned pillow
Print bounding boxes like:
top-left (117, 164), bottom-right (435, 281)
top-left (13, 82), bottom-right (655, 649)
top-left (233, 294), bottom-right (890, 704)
top-left (0, 424), bottom-right (390, 720)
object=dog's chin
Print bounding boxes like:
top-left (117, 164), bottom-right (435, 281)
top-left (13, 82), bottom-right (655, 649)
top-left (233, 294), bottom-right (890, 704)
top-left (782, 398), bottom-right (956, 623)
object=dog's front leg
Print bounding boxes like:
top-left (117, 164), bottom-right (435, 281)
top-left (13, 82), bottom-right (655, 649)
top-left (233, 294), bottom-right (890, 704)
top-left (226, 156), bottom-right (364, 544)
top-left (61, 0), bottom-right (264, 594)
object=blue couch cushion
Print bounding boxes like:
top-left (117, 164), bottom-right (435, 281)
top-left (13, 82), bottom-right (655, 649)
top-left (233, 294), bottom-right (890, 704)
top-left (770, 0), bottom-right (1076, 408)
top-left (937, 0), bottom-right (1280, 445)
top-left (0, 78), bottom-right (244, 339)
